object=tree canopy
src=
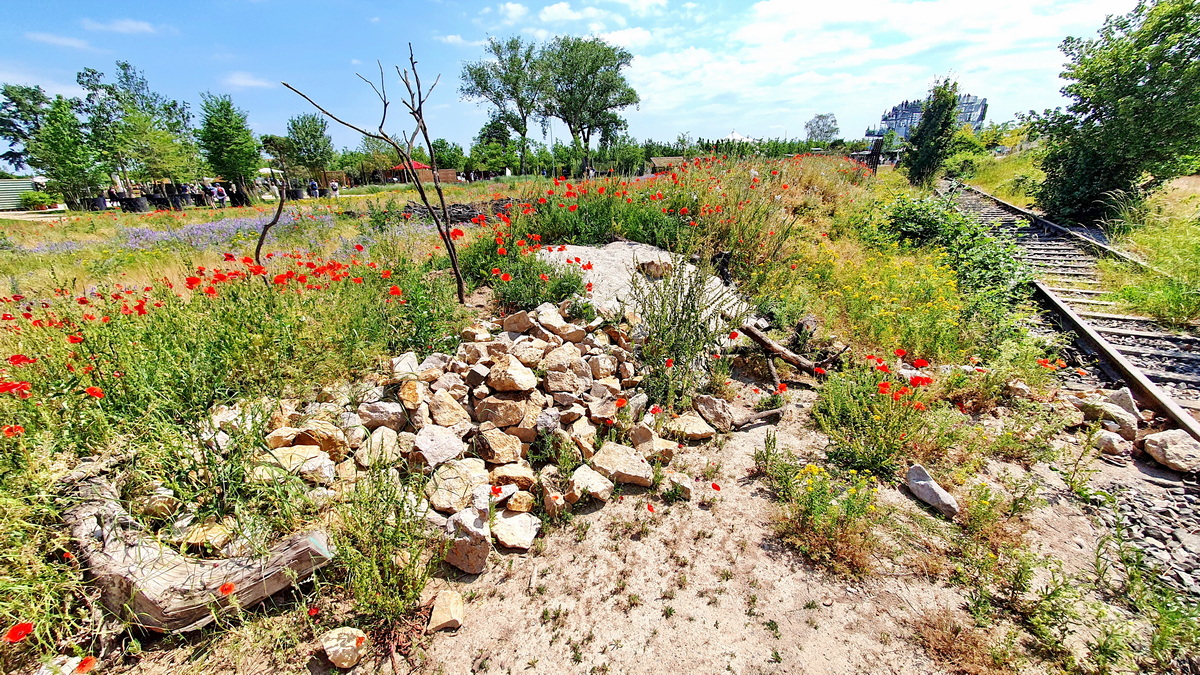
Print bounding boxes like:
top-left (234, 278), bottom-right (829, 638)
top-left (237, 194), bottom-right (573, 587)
top-left (460, 36), bottom-right (543, 173)
top-left (537, 36), bottom-right (639, 174)
top-left (1030, 0), bottom-right (1200, 222)
top-left (286, 113), bottom-right (334, 176)
top-left (198, 94), bottom-right (260, 188)
top-left (901, 77), bottom-right (960, 186)
top-left (0, 84), bottom-right (51, 170)
top-left (27, 96), bottom-right (103, 209)
top-left (805, 113), bottom-right (839, 144)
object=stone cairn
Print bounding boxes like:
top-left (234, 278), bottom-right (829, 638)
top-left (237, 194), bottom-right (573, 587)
top-left (216, 301), bottom-right (732, 578)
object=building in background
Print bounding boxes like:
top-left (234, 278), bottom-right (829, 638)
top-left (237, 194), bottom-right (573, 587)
top-left (865, 94), bottom-right (987, 140)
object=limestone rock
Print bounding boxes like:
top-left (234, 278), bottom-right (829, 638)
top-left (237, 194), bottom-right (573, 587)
top-left (641, 437), bottom-right (677, 463)
top-left (444, 509), bottom-right (491, 574)
top-left (427, 590), bottom-right (464, 632)
top-left (1095, 430), bottom-right (1131, 457)
top-left (544, 369), bottom-right (581, 393)
top-left (1074, 399), bottom-right (1138, 440)
top-left (462, 324), bottom-right (492, 342)
top-left (664, 470), bottom-right (694, 500)
top-left (321, 626), bottom-right (368, 669)
top-left (492, 510), bottom-right (542, 550)
top-left (294, 420), bottom-right (351, 462)
top-left (1143, 429), bottom-right (1200, 473)
top-left (542, 344), bottom-right (582, 372)
top-left (591, 441), bottom-right (653, 487)
top-left (428, 389), bottom-right (471, 427)
top-left (357, 401), bottom-right (409, 430)
top-left (475, 393), bottom-right (529, 427)
top-left (391, 352), bottom-right (420, 379)
top-left (356, 427), bottom-right (415, 468)
top-left (417, 353), bottom-right (450, 382)
top-left (431, 372), bottom-right (468, 401)
top-left (508, 490), bottom-right (535, 512)
top-left (399, 380), bottom-right (428, 410)
top-left (265, 426), bottom-right (301, 449)
top-left (133, 483), bottom-right (179, 518)
top-left (487, 354), bottom-right (538, 392)
top-left (638, 259), bottom-right (673, 279)
top-left (560, 404), bottom-right (586, 423)
top-left (261, 445), bottom-right (336, 485)
top-left (491, 462), bottom-right (536, 490)
top-left (664, 412), bottom-right (716, 440)
top-left (503, 310), bottom-right (534, 333)
top-left (566, 465), bottom-right (614, 504)
top-left (588, 398), bottom-right (618, 423)
top-left (629, 422), bottom-right (656, 448)
top-left (571, 417), bottom-right (598, 459)
top-left (413, 425), bottom-right (465, 468)
top-left (543, 488), bottom-right (569, 517)
top-left (589, 354), bottom-right (618, 379)
top-left (426, 458), bottom-right (490, 513)
top-left (693, 395), bottom-right (734, 433)
top-left (478, 428), bottom-right (523, 464)
top-left (627, 392), bottom-right (648, 420)
top-left (905, 464), bottom-right (959, 518)
top-left (472, 483), bottom-right (517, 512)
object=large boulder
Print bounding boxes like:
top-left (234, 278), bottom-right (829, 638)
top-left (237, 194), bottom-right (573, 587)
top-left (905, 464), bottom-right (959, 518)
top-left (664, 412), bottom-right (716, 440)
top-left (487, 354), bottom-right (538, 392)
top-left (444, 509), bottom-right (491, 574)
top-left (426, 458), bottom-right (490, 513)
top-left (591, 442), bottom-right (653, 487)
top-left (1143, 429), bottom-right (1200, 473)
top-left (492, 510), bottom-right (542, 550)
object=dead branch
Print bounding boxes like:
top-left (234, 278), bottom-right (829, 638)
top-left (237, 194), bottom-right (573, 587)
top-left (254, 175), bottom-right (286, 266)
top-left (727, 315), bottom-right (818, 374)
top-left (764, 349), bottom-right (781, 390)
top-left (733, 406), bottom-right (789, 430)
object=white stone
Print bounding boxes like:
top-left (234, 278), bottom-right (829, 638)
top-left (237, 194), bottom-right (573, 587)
top-left (487, 354), bottom-right (538, 392)
top-left (426, 458), bottom-right (490, 513)
top-left (479, 428), bottom-right (523, 464)
top-left (427, 590), bottom-right (464, 632)
top-left (391, 352), bottom-right (420, 379)
top-left (413, 425), bottom-right (465, 468)
top-left (321, 626), bottom-right (368, 669)
top-left (357, 401), bottom-right (409, 430)
top-left (492, 510), bottom-right (542, 550)
top-left (693, 395), bottom-right (734, 432)
top-left (444, 509), bottom-right (491, 574)
top-left (490, 462), bottom-right (536, 490)
top-left (905, 464), bottom-right (959, 518)
top-left (1143, 429), bottom-right (1200, 473)
top-left (428, 389), bottom-right (471, 426)
top-left (591, 441), bottom-right (653, 487)
top-left (566, 464), bottom-right (614, 504)
top-left (664, 412), bottom-right (716, 440)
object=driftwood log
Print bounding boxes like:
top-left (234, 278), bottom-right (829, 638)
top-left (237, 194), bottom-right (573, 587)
top-left (732, 406), bottom-right (789, 430)
top-left (61, 472), bottom-right (334, 633)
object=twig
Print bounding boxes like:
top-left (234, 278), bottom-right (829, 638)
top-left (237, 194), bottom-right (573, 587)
top-left (253, 176), bottom-right (286, 266)
top-left (764, 349), bottom-right (781, 390)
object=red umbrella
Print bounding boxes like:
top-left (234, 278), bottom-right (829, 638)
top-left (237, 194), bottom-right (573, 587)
top-left (391, 161), bottom-right (431, 170)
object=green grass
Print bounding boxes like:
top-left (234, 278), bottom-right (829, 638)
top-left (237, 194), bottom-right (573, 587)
top-left (964, 151), bottom-right (1044, 208)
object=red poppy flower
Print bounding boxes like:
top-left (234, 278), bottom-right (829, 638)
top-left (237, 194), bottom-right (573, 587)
top-left (711, 483), bottom-right (720, 491)
top-left (894, 349), bottom-right (907, 357)
top-left (354, 244), bottom-right (364, 252)
top-left (185, 276), bottom-right (202, 290)
top-left (84, 386), bottom-right (104, 398)
top-left (450, 228), bottom-right (465, 240)
top-left (539, 273), bottom-right (549, 281)
top-left (729, 331), bottom-right (739, 340)
top-left (615, 398), bottom-right (627, 408)
top-left (649, 405), bottom-right (662, 414)
top-left (647, 504), bottom-right (654, 513)
top-left (8, 354), bottom-right (36, 366)
top-left (203, 286), bottom-right (217, 296)
top-left (913, 402), bottom-right (927, 411)
top-left (777, 383), bottom-right (788, 393)
top-left (4, 622), bottom-right (33, 643)
top-left (491, 485), bottom-right (502, 496)
top-left (500, 273), bottom-right (512, 282)
top-left (665, 358), bottom-right (674, 368)
top-left (219, 582), bottom-right (236, 596)
top-left (307, 607), bottom-right (320, 617)
top-left (1076, 368), bottom-right (1087, 376)
top-left (913, 359), bottom-right (929, 368)
top-left (67, 334), bottom-right (84, 344)
top-left (75, 656), bottom-right (97, 673)
top-left (497, 247), bottom-right (507, 255)
top-left (814, 367), bottom-right (826, 375)
top-left (2, 425), bottom-right (24, 438)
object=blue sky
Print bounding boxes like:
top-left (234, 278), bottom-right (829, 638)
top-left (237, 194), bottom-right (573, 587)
top-left (1, 0), bottom-right (1133, 152)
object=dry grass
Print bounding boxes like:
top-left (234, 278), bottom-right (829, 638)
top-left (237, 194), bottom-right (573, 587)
top-left (913, 608), bottom-right (1015, 675)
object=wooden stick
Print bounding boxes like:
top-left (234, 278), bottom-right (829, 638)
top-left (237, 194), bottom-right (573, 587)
top-left (727, 315), bottom-right (818, 374)
top-left (733, 406), bottom-right (788, 430)
top-left (764, 349), bottom-right (781, 390)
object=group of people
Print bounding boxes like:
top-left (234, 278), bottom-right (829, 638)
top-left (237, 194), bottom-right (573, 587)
top-left (305, 179), bottom-right (340, 198)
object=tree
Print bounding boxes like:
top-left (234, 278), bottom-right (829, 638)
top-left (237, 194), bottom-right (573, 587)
top-left (805, 113), bottom-right (839, 144)
top-left (431, 138), bottom-right (465, 170)
top-left (538, 36), bottom-right (639, 175)
top-left (1030, 0), bottom-right (1200, 222)
top-left (286, 113), bottom-right (334, 176)
top-left (881, 129), bottom-right (901, 153)
top-left (198, 94), bottom-right (260, 196)
top-left (901, 77), bottom-right (960, 186)
top-left (460, 36), bottom-right (543, 174)
top-left (27, 96), bottom-right (102, 209)
top-left (0, 84), bottom-right (51, 169)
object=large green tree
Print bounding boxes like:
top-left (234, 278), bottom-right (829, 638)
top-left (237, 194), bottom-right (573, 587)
top-left (27, 96), bottom-right (103, 209)
top-left (901, 77), bottom-right (960, 186)
top-left (286, 113), bottom-right (334, 177)
top-left (460, 36), bottom-right (543, 174)
top-left (198, 93), bottom-right (260, 195)
top-left (431, 138), bottom-right (465, 170)
top-left (804, 113), bottom-right (839, 144)
top-left (537, 37), bottom-right (639, 175)
top-left (1030, 0), bottom-right (1200, 222)
top-left (0, 84), bottom-right (51, 170)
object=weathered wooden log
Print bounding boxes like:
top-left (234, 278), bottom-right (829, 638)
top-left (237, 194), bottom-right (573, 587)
top-left (733, 406), bottom-right (789, 430)
top-left (727, 316), bottom-right (818, 374)
top-left (61, 474), bottom-right (334, 633)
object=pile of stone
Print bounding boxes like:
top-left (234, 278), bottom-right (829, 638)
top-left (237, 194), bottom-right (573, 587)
top-left (191, 301), bottom-right (733, 575)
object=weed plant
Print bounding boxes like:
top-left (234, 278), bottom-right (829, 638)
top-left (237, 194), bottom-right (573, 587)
top-left (457, 231), bottom-right (584, 312)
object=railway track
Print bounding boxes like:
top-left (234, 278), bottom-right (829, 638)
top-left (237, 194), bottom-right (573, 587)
top-left (945, 183), bottom-right (1200, 443)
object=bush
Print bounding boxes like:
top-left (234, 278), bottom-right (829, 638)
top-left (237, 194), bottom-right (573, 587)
top-left (19, 191), bottom-right (58, 209)
top-left (457, 233), bottom-right (584, 312)
top-left (942, 152), bottom-right (988, 180)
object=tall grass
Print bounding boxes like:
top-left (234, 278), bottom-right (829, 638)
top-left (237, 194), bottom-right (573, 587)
top-left (964, 151), bottom-right (1044, 207)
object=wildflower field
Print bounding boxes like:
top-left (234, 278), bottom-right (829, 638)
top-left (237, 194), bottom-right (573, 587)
top-left (2, 156), bottom-right (1194, 674)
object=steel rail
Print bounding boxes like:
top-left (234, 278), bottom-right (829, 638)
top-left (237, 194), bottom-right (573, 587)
top-left (951, 183), bottom-right (1200, 442)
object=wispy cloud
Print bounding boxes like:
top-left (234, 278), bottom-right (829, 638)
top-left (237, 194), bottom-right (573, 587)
top-left (25, 32), bottom-right (95, 50)
top-left (369, 16), bottom-right (381, 23)
top-left (538, 2), bottom-right (623, 27)
top-left (221, 71), bottom-right (275, 89)
top-left (497, 2), bottom-right (528, 24)
top-left (81, 18), bottom-right (156, 34)
top-left (436, 34), bottom-right (485, 47)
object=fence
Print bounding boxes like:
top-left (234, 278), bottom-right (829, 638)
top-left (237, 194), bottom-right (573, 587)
top-left (0, 179), bottom-right (35, 210)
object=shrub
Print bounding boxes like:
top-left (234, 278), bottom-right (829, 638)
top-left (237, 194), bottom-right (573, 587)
top-left (19, 191), bottom-right (58, 209)
top-left (942, 152), bottom-right (988, 180)
top-left (456, 233), bottom-right (584, 311)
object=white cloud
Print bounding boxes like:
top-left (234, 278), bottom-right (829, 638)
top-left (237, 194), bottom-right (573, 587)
top-left (369, 16), bottom-right (381, 23)
top-left (25, 32), bottom-right (93, 50)
top-left (436, 34), bottom-right (485, 47)
top-left (599, 27), bottom-right (654, 49)
top-left (538, 2), bottom-right (621, 26)
top-left (599, 0), bottom-right (668, 17)
top-left (498, 2), bottom-right (528, 23)
top-left (0, 68), bottom-right (85, 98)
top-left (221, 71), bottom-right (275, 89)
top-left (81, 18), bottom-right (156, 34)
top-left (350, 58), bottom-right (362, 65)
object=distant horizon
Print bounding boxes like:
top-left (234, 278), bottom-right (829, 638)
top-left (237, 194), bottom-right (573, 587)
top-left (2, 0), bottom-right (1133, 166)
